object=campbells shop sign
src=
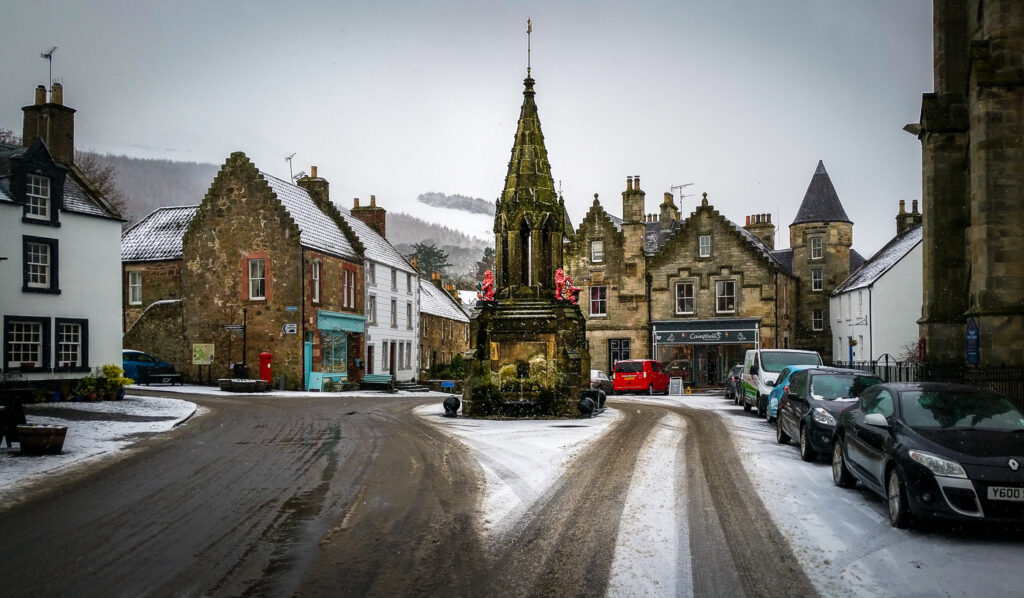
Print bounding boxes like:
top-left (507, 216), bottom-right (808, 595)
top-left (652, 319), bottom-right (760, 345)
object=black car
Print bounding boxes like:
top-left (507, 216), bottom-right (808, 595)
top-left (724, 364), bottom-right (743, 402)
top-left (777, 367), bottom-right (882, 461)
top-left (832, 382), bottom-right (1024, 528)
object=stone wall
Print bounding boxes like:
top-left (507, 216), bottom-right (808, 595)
top-left (123, 260), bottom-right (182, 330)
top-left (420, 311), bottom-right (469, 373)
top-left (123, 299), bottom-right (185, 376)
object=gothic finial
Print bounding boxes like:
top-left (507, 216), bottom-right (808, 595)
top-left (526, 18), bottom-right (533, 77)
top-left (701, 192), bottom-right (708, 207)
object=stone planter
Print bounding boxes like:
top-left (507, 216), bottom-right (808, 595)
top-left (17, 424), bottom-right (68, 455)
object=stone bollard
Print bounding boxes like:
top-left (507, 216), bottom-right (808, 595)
top-left (578, 396), bottom-right (596, 417)
top-left (443, 395), bottom-right (461, 417)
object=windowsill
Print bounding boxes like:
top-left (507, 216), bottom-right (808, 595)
top-left (716, 311), bottom-right (736, 315)
top-left (674, 312), bottom-right (697, 317)
top-left (590, 314), bottom-right (608, 318)
top-left (22, 217), bottom-right (60, 227)
top-left (129, 302), bottom-right (142, 307)
top-left (54, 366), bottom-right (90, 373)
top-left (248, 298), bottom-right (266, 302)
top-left (23, 287), bottom-right (61, 294)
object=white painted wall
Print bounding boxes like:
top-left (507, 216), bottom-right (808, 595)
top-left (1, 205), bottom-right (123, 381)
top-left (364, 261), bottom-right (420, 381)
top-left (869, 243), bottom-right (922, 360)
top-left (830, 243), bottom-right (922, 363)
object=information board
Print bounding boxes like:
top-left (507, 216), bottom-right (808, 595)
top-left (192, 343), bottom-right (215, 365)
top-left (669, 377), bottom-right (684, 396)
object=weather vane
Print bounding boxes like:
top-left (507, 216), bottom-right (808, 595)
top-left (527, 18), bottom-right (532, 77)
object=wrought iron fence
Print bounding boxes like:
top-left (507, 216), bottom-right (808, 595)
top-left (829, 355), bottom-right (1024, 409)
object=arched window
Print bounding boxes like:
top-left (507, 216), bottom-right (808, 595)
top-left (519, 219), bottom-right (531, 286)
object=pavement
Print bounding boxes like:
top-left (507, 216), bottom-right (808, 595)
top-left (0, 384), bottom-right (450, 505)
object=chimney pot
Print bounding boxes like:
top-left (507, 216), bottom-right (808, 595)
top-left (311, 165), bottom-right (318, 178)
top-left (899, 199), bottom-right (906, 214)
top-left (664, 191), bottom-right (673, 204)
top-left (766, 213), bottom-right (771, 223)
top-left (634, 175), bottom-right (640, 190)
top-left (34, 85), bottom-right (46, 105)
top-left (370, 195), bottom-right (376, 208)
top-left (51, 82), bottom-right (63, 105)
top-left (745, 215), bottom-right (751, 226)
top-left (912, 199), bottom-right (919, 214)
top-left (354, 197), bottom-right (360, 208)
top-left (626, 176), bottom-right (633, 191)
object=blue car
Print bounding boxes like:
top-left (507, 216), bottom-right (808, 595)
top-left (122, 349), bottom-right (177, 384)
top-left (765, 364), bottom-right (818, 423)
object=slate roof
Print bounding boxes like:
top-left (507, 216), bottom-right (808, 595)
top-left (261, 172), bottom-right (361, 261)
top-left (767, 247), bottom-right (864, 277)
top-left (607, 213), bottom-right (623, 232)
top-left (419, 280), bottom-right (470, 323)
top-left (121, 206), bottom-right (199, 261)
top-left (833, 225), bottom-right (922, 294)
top-left (0, 143), bottom-right (120, 219)
top-left (339, 208), bottom-right (416, 273)
top-left (792, 161), bottom-right (852, 225)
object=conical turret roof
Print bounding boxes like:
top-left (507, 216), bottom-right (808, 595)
top-left (791, 160), bottom-right (851, 225)
top-left (500, 76), bottom-right (558, 209)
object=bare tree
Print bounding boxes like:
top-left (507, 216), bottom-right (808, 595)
top-left (0, 128), bottom-right (21, 145)
top-left (75, 151), bottom-right (129, 219)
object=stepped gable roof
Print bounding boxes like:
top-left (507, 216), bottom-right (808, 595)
top-left (792, 161), bottom-right (851, 225)
top-left (498, 76), bottom-right (559, 214)
top-left (261, 171), bottom-right (361, 261)
top-left (339, 207), bottom-right (416, 273)
top-left (576, 195), bottom-right (624, 238)
top-left (419, 279), bottom-right (470, 323)
top-left (122, 205), bottom-right (199, 261)
top-left (834, 226), bottom-right (921, 294)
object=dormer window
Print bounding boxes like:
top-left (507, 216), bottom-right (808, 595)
top-left (26, 174), bottom-right (50, 220)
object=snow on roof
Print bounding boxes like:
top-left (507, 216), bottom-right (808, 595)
top-left (833, 225), bottom-right (922, 294)
top-left (261, 172), bottom-right (360, 261)
top-left (121, 206), bottom-right (199, 261)
top-left (339, 208), bottom-right (416, 273)
top-left (419, 280), bottom-right (470, 323)
top-left (63, 173), bottom-right (115, 218)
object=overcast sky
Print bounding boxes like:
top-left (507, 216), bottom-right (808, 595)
top-left (2, 0), bottom-right (933, 256)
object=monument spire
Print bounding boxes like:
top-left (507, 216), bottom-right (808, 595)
top-left (527, 18), bottom-right (532, 77)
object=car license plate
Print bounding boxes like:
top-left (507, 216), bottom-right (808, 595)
top-left (623, 375), bottom-right (635, 380)
top-left (987, 486), bottom-right (1024, 502)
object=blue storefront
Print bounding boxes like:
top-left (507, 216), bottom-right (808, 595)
top-left (305, 309), bottom-right (366, 391)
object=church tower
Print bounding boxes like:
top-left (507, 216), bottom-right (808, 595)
top-left (789, 161), bottom-right (853, 360)
top-left (463, 45), bottom-right (590, 417)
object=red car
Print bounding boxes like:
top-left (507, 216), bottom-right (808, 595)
top-left (613, 359), bottom-right (670, 395)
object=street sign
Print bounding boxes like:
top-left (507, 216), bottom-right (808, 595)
top-left (285, 306), bottom-right (298, 312)
top-left (224, 325), bottom-right (244, 331)
top-left (966, 318), bottom-right (980, 364)
top-left (192, 343), bottom-right (215, 365)
top-left (283, 323), bottom-right (298, 334)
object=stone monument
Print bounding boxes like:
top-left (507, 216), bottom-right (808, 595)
top-left (461, 49), bottom-right (590, 417)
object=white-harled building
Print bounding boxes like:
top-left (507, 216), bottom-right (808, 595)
top-left (831, 201), bottom-right (923, 362)
top-left (1, 84), bottom-right (123, 385)
top-left (343, 196), bottom-right (420, 382)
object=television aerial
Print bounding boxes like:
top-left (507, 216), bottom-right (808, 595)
top-left (40, 46), bottom-right (57, 88)
top-left (285, 152), bottom-right (296, 180)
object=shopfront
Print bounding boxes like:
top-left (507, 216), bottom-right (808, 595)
top-left (305, 309), bottom-right (365, 391)
top-left (652, 318), bottom-right (759, 387)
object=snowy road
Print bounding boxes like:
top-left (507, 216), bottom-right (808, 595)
top-left (0, 389), bottom-right (1019, 597)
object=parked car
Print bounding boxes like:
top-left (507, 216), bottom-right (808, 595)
top-left (613, 359), bottom-right (670, 395)
top-left (832, 382), bottom-right (1024, 528)
top-left (122, 349), bottom-right (177, 384)
top-left (664, 359), bottom-right (692, 384)
top-left (776, 367), bottom-right (882, 461)
top-left (764, 364), bottom-right (819, 422)
top-left (724, 364), bottom-right (744, 402)
top-left (590, 369), bottom-right (614, 394)
top-left (741, 349), bottom-right (822, 417)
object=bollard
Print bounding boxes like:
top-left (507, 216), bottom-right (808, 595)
top-left (278, 374), bottom-right (287, 391)
top-left (443, 395), bottom-right (461, 417)
top-left (577, 396), bottom-right (596, 417)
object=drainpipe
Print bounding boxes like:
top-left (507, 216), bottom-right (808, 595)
top-left (301, 247), bottom-right (306, 390)
top-left (645, 272), bottom-right (653, 358)
top-left (774, 272), bottom-right (779, 348)
top-left (868, 285), bottom-right (873, 363)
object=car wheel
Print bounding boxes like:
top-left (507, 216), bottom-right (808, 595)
top-left (756, 395), bottom-right (766, 418)
top-left (742, 398), bottom-right (752, 412)
top-left (647, 384), bottom-right (654, 396)
top-left (776, 418), bottom-right (790, 445)
top-left (799, 425), bottom-right (818, 462)
top-left (832, 440), bottom-right (856, 488)
top-left (887, 468), bottom-right (913, 529)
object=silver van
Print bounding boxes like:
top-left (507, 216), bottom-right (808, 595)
top-left (741, 349), bottom-right (822, 417)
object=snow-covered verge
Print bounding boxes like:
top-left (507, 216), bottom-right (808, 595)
top-left (0, 395), bottom-right (197, 503)
top-left (414, 402), bottom-right (621, 536)
top-left (659, 394), bottom-right (1024, 598)
top-left (127, 383), bottom-right (447, 399)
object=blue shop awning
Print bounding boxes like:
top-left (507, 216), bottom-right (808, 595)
top-left (653, 318), bottom-right (759, 345)
top-left (317, 309), bottom-right (366, 334)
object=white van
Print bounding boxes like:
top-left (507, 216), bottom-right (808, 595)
top-left (741, 349), bottom-right (822, 417)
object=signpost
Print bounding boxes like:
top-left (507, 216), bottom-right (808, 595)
top-left (966, 318), bottom-right (980, 364)
top-left (282, 323), bottom-right (298, 334)
top-left (193, 343), bottom-right (215, 386)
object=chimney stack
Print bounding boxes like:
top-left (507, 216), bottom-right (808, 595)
top-left (296, 167), bottom-right (330, 208)
top-left (351, 194), bottom-right (387, 237)
top-left (21, 83), bottom-right (76, 165)
top-left (744, 212), bottom-right (776, 249)
top-left (896, 200), bottom-right (923, 235)
top-left (311, 165), bottom-right (318, 178)
top-left (431, 271), bottom-right (443, 290)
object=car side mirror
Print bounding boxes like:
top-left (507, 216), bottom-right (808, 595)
top-left (864, 413), bottom-right (889, 428)
top-left (766, 380), bottom-right (776, 387)
top-left (786, 392), bottom-right (800, 401)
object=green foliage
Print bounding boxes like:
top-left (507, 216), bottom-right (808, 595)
top-left (74, 375), bottom-right (98, 396)
top-left (475, 246), bottom-right (496, 279)
top-left (446, 354), bottom-right (466, 379)
top-left (411, 242), bottom-right (452, 278)
top-left (101, 364), bottom-right (134, 394)
top-left (322, 378), bottom-right (338, 392)
top-left (470, 382), bottom-right (503, 415)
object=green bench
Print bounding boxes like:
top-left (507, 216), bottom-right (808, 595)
top-left (360, 373), bottom-right (394, 391)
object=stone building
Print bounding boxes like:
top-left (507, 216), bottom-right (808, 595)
top-left (419, 273), bottom-right (469, 375)
top-left (122, 206), bottom-right (197, 332)
top-left (123, 155), bottom-right (369, 389)
top-left (914, 0), bottom-right (1024, 366)
top-left (567, 161), bottom-right (864, 384)
top-left (1, 84), bottom-right (123, 386)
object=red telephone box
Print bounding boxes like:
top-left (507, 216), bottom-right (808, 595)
top-left (259, 352), bottom-right (272, 383)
